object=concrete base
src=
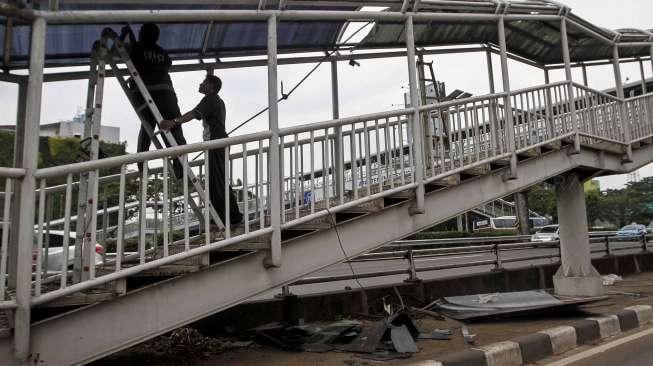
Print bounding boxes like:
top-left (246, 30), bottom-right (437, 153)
top-left (553, 271), bottom-right (604, 297)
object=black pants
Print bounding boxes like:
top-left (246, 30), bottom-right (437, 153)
top-left (134, 88), bottom-right (187, 179)
top-left (208, 147), bottom-right (243, 226)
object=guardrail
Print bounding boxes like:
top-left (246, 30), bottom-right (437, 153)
top-left (292, 233), bottom-right (647, 286)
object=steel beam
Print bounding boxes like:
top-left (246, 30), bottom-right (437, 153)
top-left (40, 46), bottom-right (488, 82)
top-left (13, 16), bottom-right (46, 363)
top-left (2, 144), bottom-right (644, 366)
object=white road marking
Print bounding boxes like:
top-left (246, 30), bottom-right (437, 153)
top-left (545, 326), bottom-right (653, 366)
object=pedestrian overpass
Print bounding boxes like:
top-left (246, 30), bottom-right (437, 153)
top-left (1, 1), bottom-right (653, 364)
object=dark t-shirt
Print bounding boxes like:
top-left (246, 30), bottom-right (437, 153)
top-left (193, 93), bottom-right (227, 141)
top-left (129, 42), bottom-right (173, 88)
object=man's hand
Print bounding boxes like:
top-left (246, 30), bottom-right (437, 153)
top-left (159, 119), bottom-right (176, 131)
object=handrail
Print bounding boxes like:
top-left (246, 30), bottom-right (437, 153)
top-left (34, 130), bottom-right (273, 179)
top-left (278, 108), bottom-right (413, 136)
top-left (572, 82), bottom-right (623, 102)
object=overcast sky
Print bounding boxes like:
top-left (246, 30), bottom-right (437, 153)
top-left (0, 0), bottom-right (652, 190)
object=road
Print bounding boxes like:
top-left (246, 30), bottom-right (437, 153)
top-left (549, 327), bottom-right (653, 366)
top-left (253, 239), bottom-right (643, 300)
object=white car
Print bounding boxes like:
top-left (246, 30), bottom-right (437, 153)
top-left (33, 230), bottom-right (104, 273)
top-left (531, 225), bottom-right (559, 242)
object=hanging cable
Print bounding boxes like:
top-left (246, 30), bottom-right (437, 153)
top-left (325, 207), bottom-right (365, 291)
top-left (228, 21), bottom-right (374, 135)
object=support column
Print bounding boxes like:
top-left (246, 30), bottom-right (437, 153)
top-left (264, 15), bottom-right (282, 268)
top-left (612, 45), bottom-right (633, 161)
top-left (560, 18), bottom-right (580, 153)
top-left (553, 173), bottom-right (603, 297)
top-left (331, 61), bottom-right (344, 203)
top-left (405, 16), bottom-right (425, 214)
top-left (8, 78), bottom-right (27, 289)
top-left (581, 64), bottom-right (588, 87)
top-left (514, 191), bottom-right (530, 235)
top-left (639, 58), bottom-right (647, 94)
top-left (486, 48), bottom-right (501, 153)
top-left (544, 69), bottom-right (555, 138)
top-left (13, 17), bottom-right (47, 362)
top-left (498, 17), bottom-right (517, 179)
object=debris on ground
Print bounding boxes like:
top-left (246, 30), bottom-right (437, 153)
top-left (431, 290), bottom-right (605, 321)
top-left (461, 325), bottom-right (476, 345)
top-left (418, 328), bottom-right (452, 340)
top-left (249, 309), bottom-right (442, 359)
top-left (94, 327), bottom-right (248, 365)
top-left (603, 274), bottom-right (623, 286)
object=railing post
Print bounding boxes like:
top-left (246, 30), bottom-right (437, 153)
top-left (642, 233), bottom-right (648, 252)
top-left (605, 235), bottom-right (612, 256)
top-left (265, 14), bottom-right (282, 268)
top-left (405, 15), bottom-right (425, 214)
top-left (494, 244), bottom-right (503, 270)
top-left (544, 69), bottom-right (556, 139)
top-left (498, 16), bottom-right (517, 179)
top-left (612, 45), bottom-right (633, 162)
top-left (331, 61), bottom-right (345, 204)
top-left (405, 249), bottom-right (420, 282)
top-left (13, 16), bottom-right (47, 362)
top-left (560, 17), bottom-right (580, 154)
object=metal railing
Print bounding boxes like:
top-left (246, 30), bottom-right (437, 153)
top-left (3, 80), bottom-right (653, 306)
top-left (293, 233), bottom-right (649, 286)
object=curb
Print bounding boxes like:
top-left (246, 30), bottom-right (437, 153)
top-left (409, 305), bottom-right (653, 366)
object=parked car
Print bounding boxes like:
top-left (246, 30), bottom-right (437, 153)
top-left (531, 225), bottom-right (559, 242)
top-left (32, 230), bottom-right (104, 273)
top-left (647, 223), bottom-right (653, 234)
top-left (616, 224), bottom-right (647, 238)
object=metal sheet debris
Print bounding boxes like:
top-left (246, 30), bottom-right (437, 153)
top-left (432, 290), bottom-right (606, 321)
top-left (390, 325), bottom-right (419, 353)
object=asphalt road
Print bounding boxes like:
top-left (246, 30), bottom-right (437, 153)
top-left (253, 240), bottom-right (643, 300)
top-left (554, 327), bottom-right (653, 366)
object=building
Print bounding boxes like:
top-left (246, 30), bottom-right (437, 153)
top-left (0, 111), bottom-right (121, 143)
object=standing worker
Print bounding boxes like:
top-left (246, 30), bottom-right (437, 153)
top-left (160, 75), bottom-right (243, 231)
top-left (121, 23), bottom-right (187, 178)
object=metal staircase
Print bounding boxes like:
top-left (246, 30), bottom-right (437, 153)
top-left (0, 77), bottom-right (652, 364)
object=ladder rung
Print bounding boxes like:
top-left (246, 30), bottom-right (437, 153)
top-left (135, 103), bottom-right (149, 113)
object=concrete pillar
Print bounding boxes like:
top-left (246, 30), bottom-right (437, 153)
top-left (553, 173), bottom-right (603, 297)
top-left (514, 191), bottom-right (530, 235)
top-left (456, 215), bottom-right (464, 232)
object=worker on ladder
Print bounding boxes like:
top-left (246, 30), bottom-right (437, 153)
top-left (160, 75), bottom-right (243, 232)
top-left (121, 23), bottom-right (188, 178)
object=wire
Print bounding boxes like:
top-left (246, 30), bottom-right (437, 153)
top-left (228, 21), bottom-right (374, 135)
top-left (324, 207), bottom-right (365, 291)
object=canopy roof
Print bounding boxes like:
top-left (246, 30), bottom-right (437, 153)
top-left (0, 0), bottom-right (652, 70)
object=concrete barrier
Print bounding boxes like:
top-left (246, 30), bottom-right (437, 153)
top-left (409, 305), bottom-right (653, 366)
top-left (624, 304), bottom-right (653, 325)
top-left (537, 326), bottom-right (577, 355)
top-left (587, 315), bottom-right (621, 339)
top-left (475, 341), bottom-right (522, 366)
